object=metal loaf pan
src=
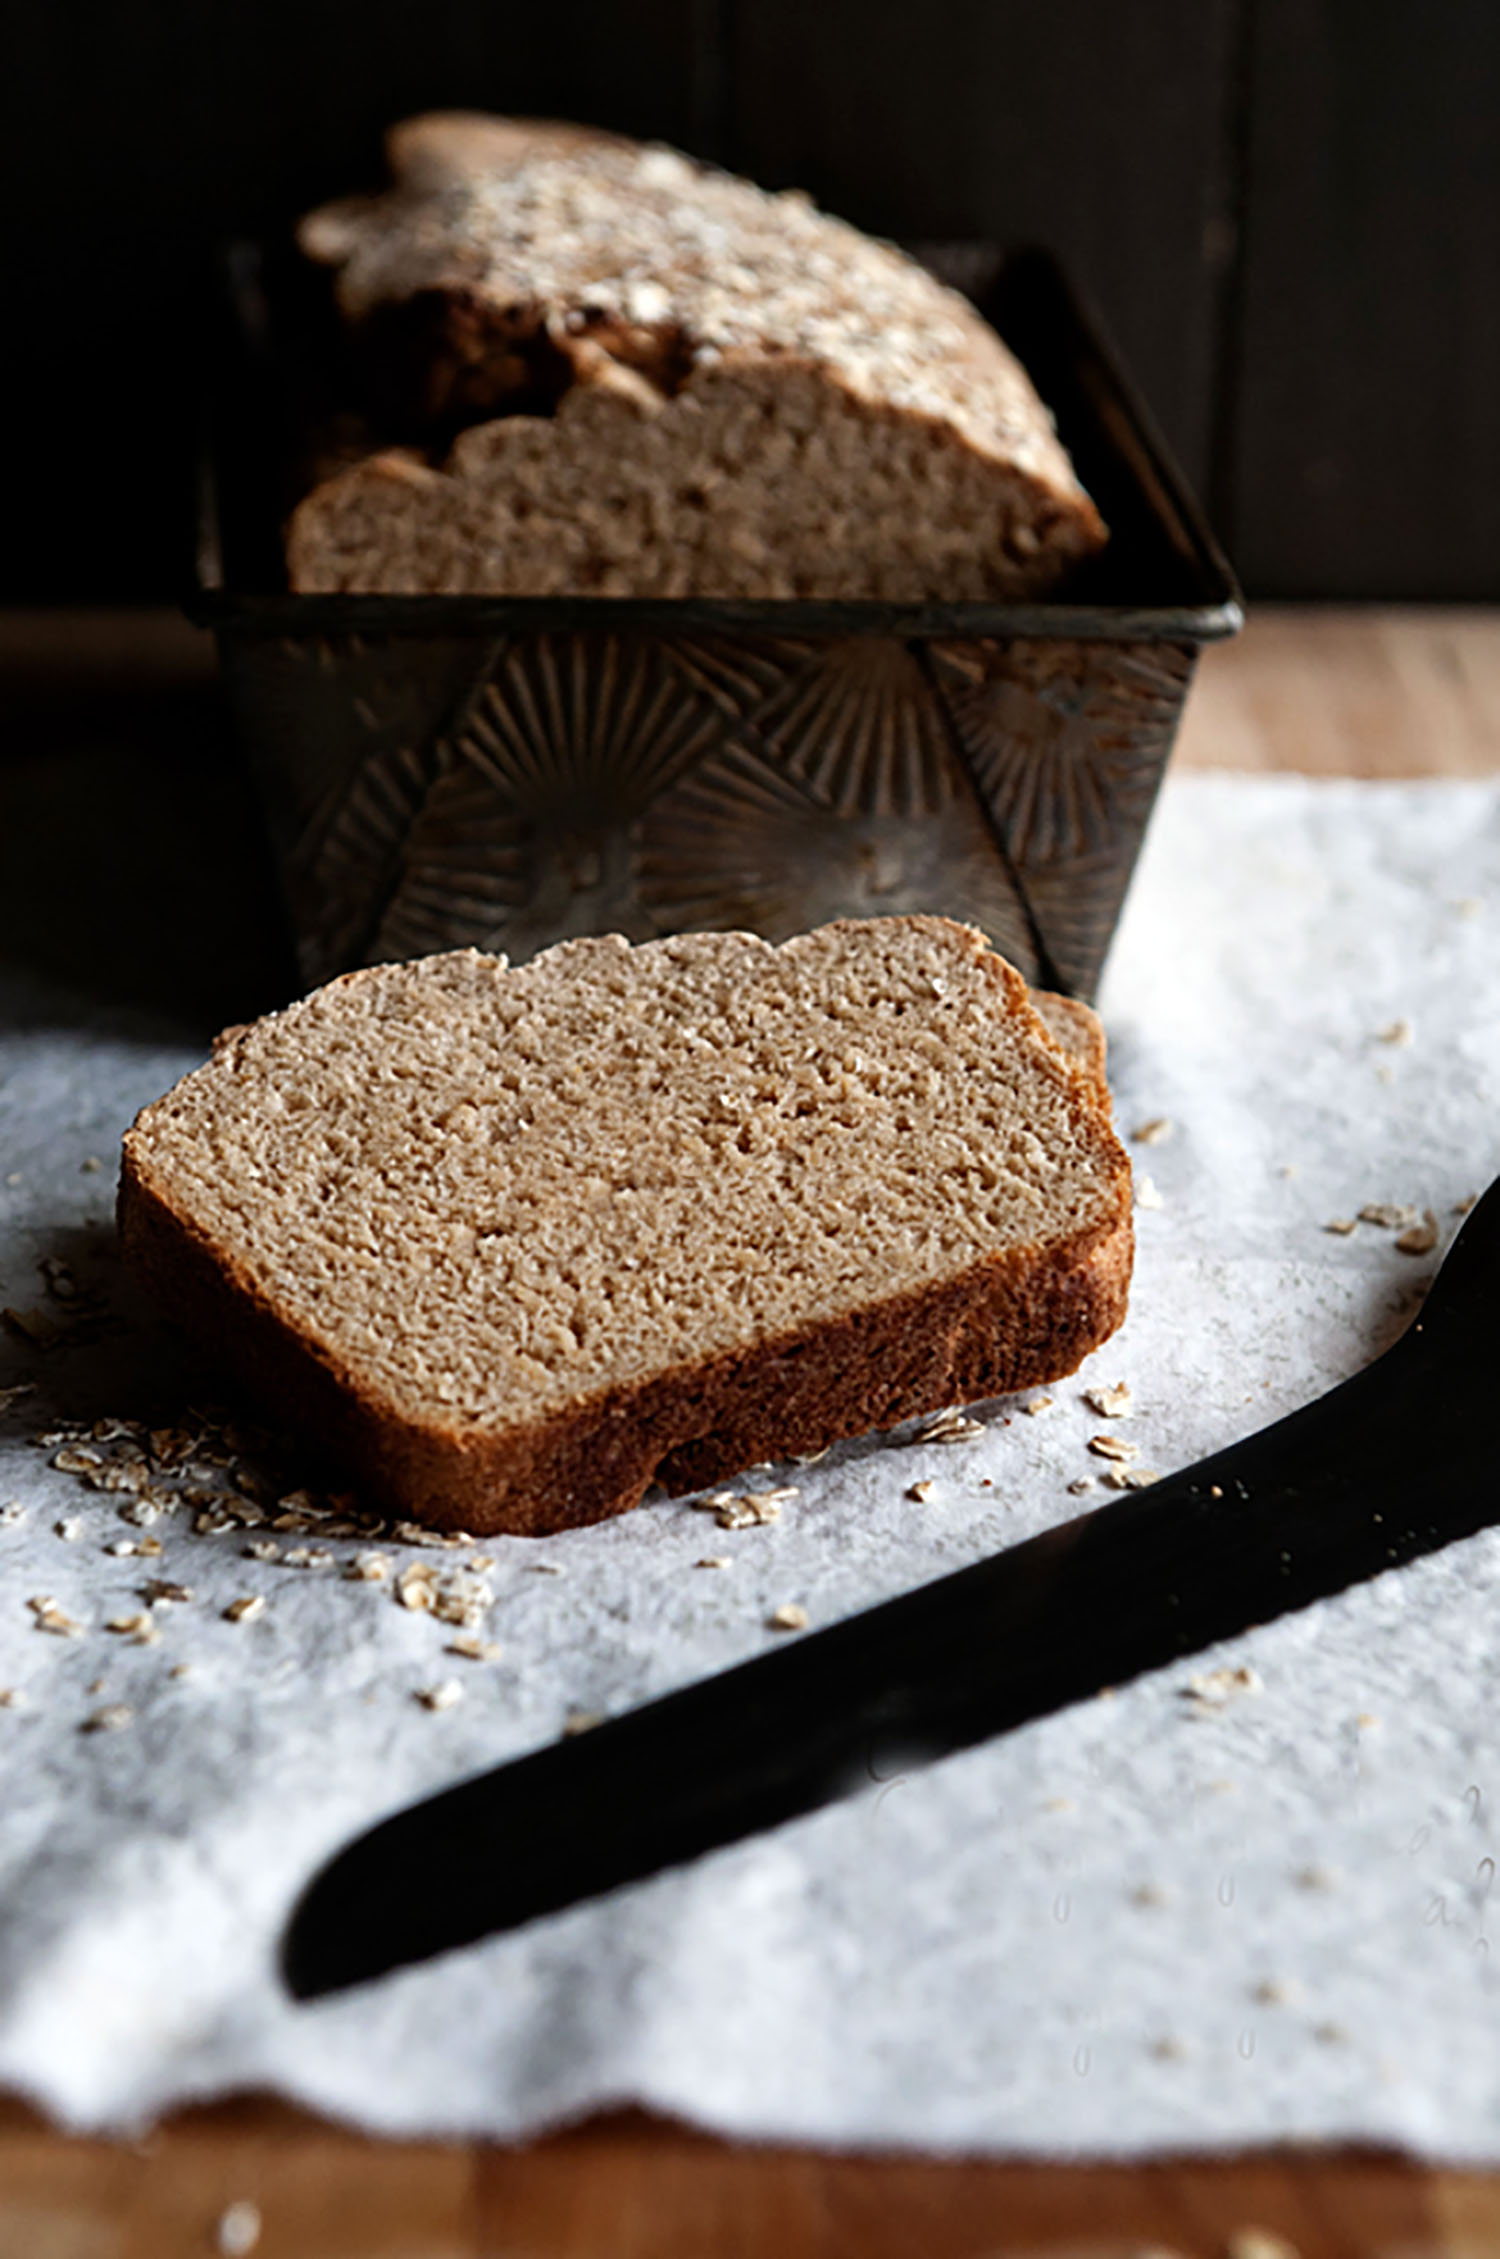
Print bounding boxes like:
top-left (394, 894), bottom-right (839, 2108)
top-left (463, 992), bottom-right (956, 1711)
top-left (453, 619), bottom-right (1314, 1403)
top-left (191, 246), bottom-right (1242, 1002)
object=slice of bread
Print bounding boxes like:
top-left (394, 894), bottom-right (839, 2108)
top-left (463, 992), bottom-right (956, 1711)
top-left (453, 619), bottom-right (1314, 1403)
top-left (288, 114), bottom-right (1106, 601)
top-left (119, 920), bottom-right (1131, 1535)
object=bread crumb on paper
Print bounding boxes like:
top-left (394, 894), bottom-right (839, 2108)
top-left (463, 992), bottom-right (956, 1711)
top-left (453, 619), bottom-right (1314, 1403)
top-left (222, 1595), bottom-right (265, 1625)
top-left (1134, 1175), bottom-right (1164, 1211)
top-left (769, 1603), bottom-right (809, 1632)
top-left (1020, 1394), bottom-right (1053, 1416)
top-left (906, 1480), bottom-right (937, 1503)
top-left (82, 1704), bottom-right (133, 1733)
top-left (1323, 1217), bottom-right (1358, 1236)
top-left (1375, 1018), bottom-right (1412, 1046)
top-left (1131, 1117), bottom-right (1173, 1145)
top-left (1082, 1381), bottom-right (1132, 1419)
top-left (1088, 1433), bottom-right (1137, 1463)
top-left (1395, 1209), bottom-right (1439, 1255)
top-left (415, 1679), bottom-right (463, 1712)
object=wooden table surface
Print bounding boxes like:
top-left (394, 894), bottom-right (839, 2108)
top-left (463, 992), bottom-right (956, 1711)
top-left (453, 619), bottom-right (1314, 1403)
top-left (3, 605), bottom-right (1499, 2258)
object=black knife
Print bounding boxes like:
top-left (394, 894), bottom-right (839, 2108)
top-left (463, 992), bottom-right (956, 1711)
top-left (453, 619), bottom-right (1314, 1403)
top-left (284, 1175), bottom-right (1499, 2000)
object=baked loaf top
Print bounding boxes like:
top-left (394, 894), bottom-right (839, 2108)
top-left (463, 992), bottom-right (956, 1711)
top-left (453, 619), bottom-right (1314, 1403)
top-left (289, 113), bottom-right (1107, 600)
top-left (120, 921), bottom-right (1130, 1530)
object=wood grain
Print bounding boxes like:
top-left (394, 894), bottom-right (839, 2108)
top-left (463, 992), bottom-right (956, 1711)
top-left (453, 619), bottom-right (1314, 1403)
top-left (1229, 2), bottom-right (1500, 598)
top-left (2, 607), bottom-right (1499, 2252)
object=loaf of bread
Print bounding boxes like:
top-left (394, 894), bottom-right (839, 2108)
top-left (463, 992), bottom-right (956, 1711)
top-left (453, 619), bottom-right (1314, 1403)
top-left (119, 919), bottom-right (1131, 1536)
top-left (288, 113), bottom-right (1107, 601)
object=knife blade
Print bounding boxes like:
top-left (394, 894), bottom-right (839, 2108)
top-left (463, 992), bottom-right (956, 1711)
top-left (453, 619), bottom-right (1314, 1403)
top-left (283, 1176), bottom-right (1500, 2000)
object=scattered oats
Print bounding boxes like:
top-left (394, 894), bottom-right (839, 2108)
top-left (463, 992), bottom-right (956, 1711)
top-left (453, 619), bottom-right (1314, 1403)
top-left (28, 1595), bottom-right (84, 1637)
top-left (1134, 1175), bottom-right (1163, 1211)
top-left (1359, 1201), bottom-right (1420, 1230)
top-left (1455, 1193), bottom-right (1479, 1215)
top-left (80, 1156), bottom-right (103, 1175)
top-left (193, 1509), bottom-right (239, 1536)
top-left (1225, 2231), bottom-right (1302, 2259)
top-left (793, 1446), bottom-right (830, 1465)
top-left (1132, 1116), bottom-right (1173, 1146)
top-left (345, 1551), bottom-right (390, 1583)
top-left (446, 1635), bottom-right (501, 1661)
top-left (1183, 1666), bottom-right (1262, 1709)
top-left (563, 1707), bottom-right (604, 1735)
top-left (530, 1562), bottom-right (564, 1576)
top-left (270, 1511), bottom-right (314, 1533)
top-left (1323, 1217), bottom-right (1358, 1236)
top-left (394, 1564), bottom-right (436, 1611)
top-left (53, 1517), bottom-right (82, 1542)
top-left (907, 1480), bottom-right (937, 1503)
top-left (391, 1520), bottom-right (435, 1546)
top-left (416, 1679), bottom-right (463, 1712)
top-left (142, 1580), bottom-right (193, 1606)
top-left (1088, 1433), bottom-right (1138, 1462)
top-left (1375, 1017), bottom-right (1412, 1046)
top-left (215, 2198), bottom-right (263, 2257)
top-left (282, 1545), bottom-right (334, 1570)
top-left (223, 1595), bottom-right (265, 1624)
top-left (769, 1602), bottom-right (809, 1632)
top-left (52, 1445), bottom-right (103, 1475)
top-left (914, 1409), bottom-right (985, 1445)
top-left (0, 1687), bottom-right (28, 1709)
top-left (106, 1535), bottom-right (161, 1558)
top-left (1083, 1381), bottom-right (1133, 1419)
top-left (0, 1501), bottom-right (25, 1526)
top-left (1396, 1208), bottom-right (1440, 1256)
top-left (1020, 1394), bottom-right (1054, 1416)
top-left (105, 1612), bottom-right (160, 1646)
top-left (244, 1540), bottom-right (281, 1563)
top-left (82, 1703), bottom-right (134, 1734)
top-left (700, 1486), bottom-right (795, 1529)
top-left (468, 1552), bottom-right (496, 1573)
top-left (1102, 1467), bottom-right (1159, 1491)
top-left (431, 1571), bottom-right (495, 1629)
top-left (39, 1256), bottom-right (79, 1302)
top-left (695, 1555), bottom-right (732, 1569)
top-left (1066, 1476), bottom-right (1098, 1495)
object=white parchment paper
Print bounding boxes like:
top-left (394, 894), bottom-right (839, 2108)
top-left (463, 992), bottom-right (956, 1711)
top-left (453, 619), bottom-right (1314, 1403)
top-left (2, 771), bottom-right (1499, 2153)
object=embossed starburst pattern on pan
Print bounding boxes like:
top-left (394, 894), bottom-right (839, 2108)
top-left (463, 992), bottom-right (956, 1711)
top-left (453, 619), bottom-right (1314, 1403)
top-left (266, 628), bottom-right (1193, 999)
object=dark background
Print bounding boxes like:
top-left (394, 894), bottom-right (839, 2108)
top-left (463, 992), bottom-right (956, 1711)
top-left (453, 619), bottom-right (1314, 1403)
top-left (4, 0), bottom-right (1498, 604)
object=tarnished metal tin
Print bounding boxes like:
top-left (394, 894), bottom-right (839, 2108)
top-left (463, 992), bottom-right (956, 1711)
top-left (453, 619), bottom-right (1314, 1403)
top-left (194, 251), bottom-right (1242, 1002)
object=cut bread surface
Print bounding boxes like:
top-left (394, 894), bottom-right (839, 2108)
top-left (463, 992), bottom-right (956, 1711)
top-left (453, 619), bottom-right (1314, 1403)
top-left (120, 920), bottom-right (1131, 1534)
top-left (289, 115), bottom-right (1106, 601)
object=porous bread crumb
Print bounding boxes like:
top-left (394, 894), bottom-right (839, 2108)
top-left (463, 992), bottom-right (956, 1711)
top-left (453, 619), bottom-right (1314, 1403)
top-left (121, 922), bottom-right (1132, 1537)
top-left (416, 1679), bottom-right (463, 1711)
top-left (1082, 1381), bottom-right (1132, 1418)
top-left (907, 1480), bottom-right (937, 1503)
top-left (769, 1603), bottom-right (809, 1631)
top-left (223, 1595), bottom-right (265, 1624)
top-left (291, 117), bottom-right (1105, 602)
top-left (346, 1551), bottom-right (390, 1582)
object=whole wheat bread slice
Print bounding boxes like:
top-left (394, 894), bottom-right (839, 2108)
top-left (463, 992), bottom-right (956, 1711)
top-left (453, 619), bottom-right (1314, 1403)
top-left (289, 114), bottom-right (1106, 601)
top-left (119, 919), bottom-right (1131, 1535)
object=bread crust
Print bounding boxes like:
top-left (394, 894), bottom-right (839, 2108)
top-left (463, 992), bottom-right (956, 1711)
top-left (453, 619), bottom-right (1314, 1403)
top-left (118, 1146), bottom-right (1131, 1537)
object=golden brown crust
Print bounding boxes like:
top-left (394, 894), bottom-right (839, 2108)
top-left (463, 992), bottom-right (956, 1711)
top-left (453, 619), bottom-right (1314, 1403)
top-left (118, 1144), bottom-right (1131, 1537)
